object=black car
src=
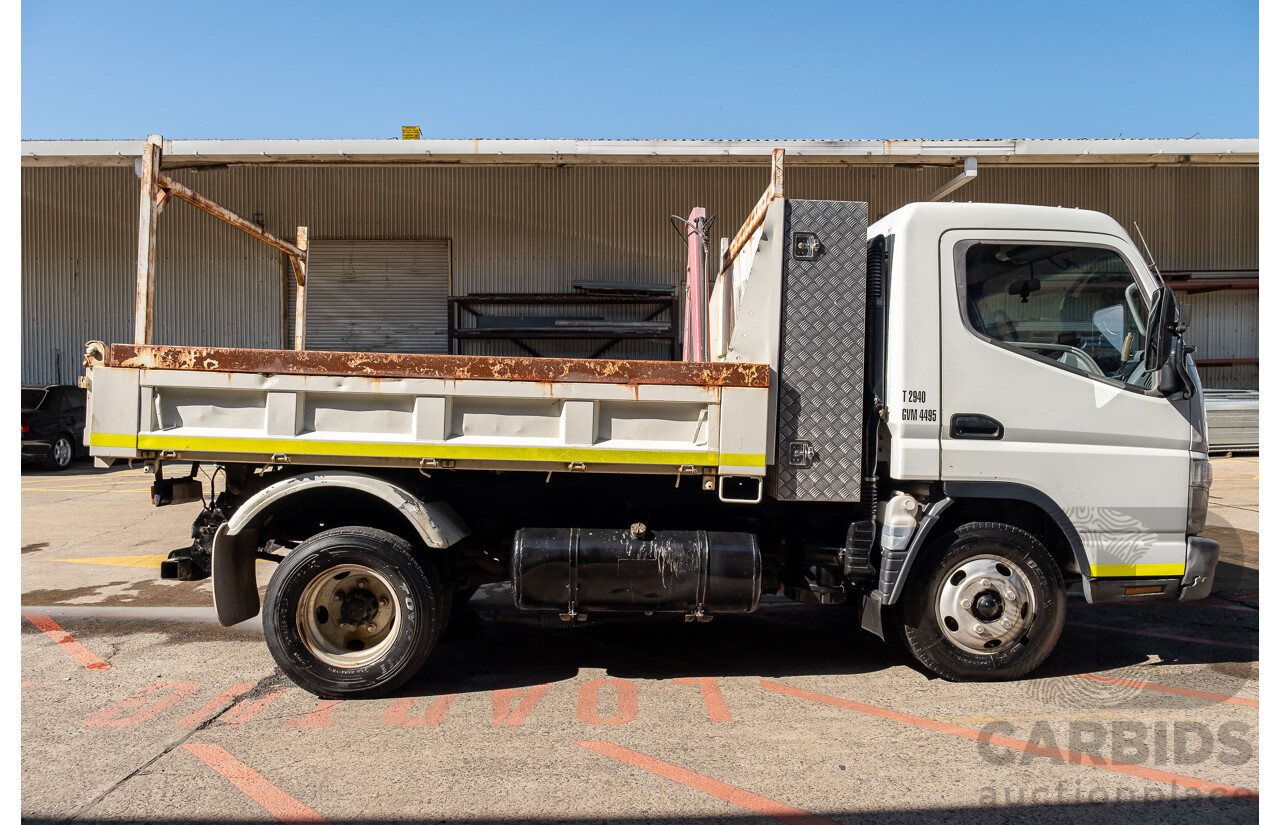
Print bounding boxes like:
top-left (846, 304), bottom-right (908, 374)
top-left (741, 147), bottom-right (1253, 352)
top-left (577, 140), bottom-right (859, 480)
top-left (22, 384), bottom-right (86, 471)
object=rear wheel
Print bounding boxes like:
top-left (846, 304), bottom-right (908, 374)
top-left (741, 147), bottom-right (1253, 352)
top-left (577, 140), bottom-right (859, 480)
top-left (262, 527), bottom-right (446, 698)
top-left (899, 522), bottom-right (1064, 681)
top-left (42, 434), bottom-right (74, 471)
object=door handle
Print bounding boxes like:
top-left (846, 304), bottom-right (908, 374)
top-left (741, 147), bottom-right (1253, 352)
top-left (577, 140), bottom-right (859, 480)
top-left (950, 414), bottom-right (1004, 440)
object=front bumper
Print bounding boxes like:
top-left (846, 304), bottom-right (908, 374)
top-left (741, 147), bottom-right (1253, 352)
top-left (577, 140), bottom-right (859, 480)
top-left (1086, 536), bottom-right (1220, 604)
top-left (1177, 536), bottom-right (1220, 602)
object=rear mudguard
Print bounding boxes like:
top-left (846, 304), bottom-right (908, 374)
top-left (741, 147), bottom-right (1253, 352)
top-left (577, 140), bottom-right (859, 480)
top-left (212, 471), bottom-right (470, 626)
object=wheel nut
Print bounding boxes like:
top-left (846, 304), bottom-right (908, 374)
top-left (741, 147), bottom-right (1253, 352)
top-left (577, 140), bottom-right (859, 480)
top-left (366, 623), bottom-right (377, 632)
top-left (960, 598), bottom-right (972, 609)
top-left (338, 622), bottom-right (351, 629)
top-left (357, 579), bottom-right (368, 589)
top-left (981, 578), bottom-right (990, 588)
top-left (1001, 618), bottom-right (1013, 629)
top-left (974, 625), bottom-right (986, 635)
top-left (379, 597), bottom-right (390, 607)
top-left (1005, 589), bottom-right (1017, 600)
top-left (335, 590), bottom-right (345, 599)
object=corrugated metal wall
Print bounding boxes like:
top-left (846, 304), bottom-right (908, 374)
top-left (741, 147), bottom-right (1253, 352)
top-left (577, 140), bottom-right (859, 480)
top-left (1175, 288), bottom-right (1259, 389)
top-left (21, 163), bottom-right (1258, 383)
top-left (22, 167), bottom-right (283, 384)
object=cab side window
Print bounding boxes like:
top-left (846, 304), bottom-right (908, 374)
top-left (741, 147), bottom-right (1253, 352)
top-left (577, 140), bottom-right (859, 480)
top-left (961, 243), bottom-right (1150, 385)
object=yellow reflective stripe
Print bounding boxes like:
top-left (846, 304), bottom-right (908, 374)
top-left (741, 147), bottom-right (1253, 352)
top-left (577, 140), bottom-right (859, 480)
top-left (122, 433), bottom-right (766, 468)
top-left (89, 432), bottom-right (136, 448)
top-left (1090, 563), bottom-right (1187, 577)
top-left (718, 452), bottom-right (768, 467)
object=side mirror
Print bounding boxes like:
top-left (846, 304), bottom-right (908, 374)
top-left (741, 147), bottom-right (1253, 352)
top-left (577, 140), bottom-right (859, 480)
top-left (1143, 285), bottom-right (1178, 374)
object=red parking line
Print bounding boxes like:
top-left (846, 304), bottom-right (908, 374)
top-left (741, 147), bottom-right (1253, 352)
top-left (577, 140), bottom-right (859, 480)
top-left (761, 680), bottom-right (1258, 801)
top-left (1071, 621), bottom-right (1259, 651)
top-left (221, 686), bottom-right (289, 728)
top-left (383, 694), bottom-right (456, 728)
top-left (576, 740), bottom-right (838, 825)
top-left (492, 684), bottom-right (551, 726)
top-left (1071, 672), bottom-right (1259, 708)
top-left (675, 677), bottom-right (733, 722)
top-left (176, 682), bottom-right (256, 727)
top-left (23, 612), bottom-right (113, 670)
top-left (183, 743), bottom-right (328, 822)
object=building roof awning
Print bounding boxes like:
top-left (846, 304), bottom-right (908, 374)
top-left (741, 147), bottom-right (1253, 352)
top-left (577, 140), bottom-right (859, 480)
top-left (20, 137), bottom-right (1258, 168)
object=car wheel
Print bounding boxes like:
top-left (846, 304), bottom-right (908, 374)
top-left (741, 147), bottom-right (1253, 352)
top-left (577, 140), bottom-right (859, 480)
top-left (42, 434), bottom-right (75, 471)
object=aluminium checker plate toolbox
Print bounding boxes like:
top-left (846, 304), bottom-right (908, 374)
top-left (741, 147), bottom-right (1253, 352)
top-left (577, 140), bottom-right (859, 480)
top-left (767, 199), bottom-right (870, 502)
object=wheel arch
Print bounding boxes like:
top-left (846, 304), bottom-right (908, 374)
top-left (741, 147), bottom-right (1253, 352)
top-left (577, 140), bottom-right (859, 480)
top-left (212, 471), bottom-right (471, 627)
top-left (882, 482), bottom-right (1088, 607)
top-left (226, 471), bottom-right (469, 549)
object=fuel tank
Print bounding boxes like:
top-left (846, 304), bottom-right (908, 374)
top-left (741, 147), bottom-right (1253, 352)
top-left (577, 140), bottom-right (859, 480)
top-left (512, 526), bottom-right (761, 617)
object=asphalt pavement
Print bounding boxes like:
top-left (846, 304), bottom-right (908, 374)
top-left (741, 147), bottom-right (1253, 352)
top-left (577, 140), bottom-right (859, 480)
top-left (20, 458), bottom-right (1260, 824)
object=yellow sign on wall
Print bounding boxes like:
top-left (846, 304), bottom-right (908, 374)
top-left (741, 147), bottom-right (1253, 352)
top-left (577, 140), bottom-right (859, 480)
top-left (402, 126), bottom-right (421, 140)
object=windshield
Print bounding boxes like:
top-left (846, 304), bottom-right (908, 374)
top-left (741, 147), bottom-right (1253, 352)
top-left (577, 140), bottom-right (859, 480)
top-left (21, 388), bottom-right (48, 410)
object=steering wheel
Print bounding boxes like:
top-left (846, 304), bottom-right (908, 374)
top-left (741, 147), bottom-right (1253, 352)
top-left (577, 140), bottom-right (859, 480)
top-left (1009, 341), bottom-right (1105, 376)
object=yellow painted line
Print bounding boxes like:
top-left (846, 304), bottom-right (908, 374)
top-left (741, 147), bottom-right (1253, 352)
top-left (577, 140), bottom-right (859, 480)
top-left (88, 432), bottom-right (767, 469)
top-left (53, 554), bottom-right (169, 569)
top-left (50, 554), bottom-right (268, 568)
top-left (1090, 563), bottom-right (1186, 577)
top-left (22, 488), bottom-right (149, 494)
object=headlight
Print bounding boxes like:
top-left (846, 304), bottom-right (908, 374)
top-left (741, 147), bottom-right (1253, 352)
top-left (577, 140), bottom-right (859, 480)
top-left (1187, 457), bottom-right (1213, 535)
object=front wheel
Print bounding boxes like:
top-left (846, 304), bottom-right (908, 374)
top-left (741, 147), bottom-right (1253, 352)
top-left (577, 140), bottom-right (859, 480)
top-left (899, 522), bottom-right (1065, 681)
top-left (262, 527), bottom-right (446, 699)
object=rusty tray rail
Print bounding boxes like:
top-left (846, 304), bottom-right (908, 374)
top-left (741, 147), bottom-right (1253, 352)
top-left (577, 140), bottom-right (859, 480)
top-left (101, 344), bottom-right (770, 389)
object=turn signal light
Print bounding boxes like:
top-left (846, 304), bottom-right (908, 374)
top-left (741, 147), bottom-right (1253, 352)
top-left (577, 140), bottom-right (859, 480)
top-left (20, 426), bottom-right (28, 433)
top-left (1123, 585), bottom-right (1166, 596)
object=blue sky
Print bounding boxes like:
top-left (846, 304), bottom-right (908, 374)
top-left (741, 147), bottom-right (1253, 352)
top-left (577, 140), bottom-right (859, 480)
top-left (21, 0), bottom-right (1258, 140)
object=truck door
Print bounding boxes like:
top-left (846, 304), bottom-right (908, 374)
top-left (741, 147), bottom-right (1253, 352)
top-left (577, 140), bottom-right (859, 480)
top-left (938, 229), bottom-right (1192, 580)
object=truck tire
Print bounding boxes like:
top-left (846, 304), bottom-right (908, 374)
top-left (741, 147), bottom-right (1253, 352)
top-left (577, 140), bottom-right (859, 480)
top-left (898, 522), bottom-right (1064, 681)
top-left (262, 526), bottom-right (446, 699)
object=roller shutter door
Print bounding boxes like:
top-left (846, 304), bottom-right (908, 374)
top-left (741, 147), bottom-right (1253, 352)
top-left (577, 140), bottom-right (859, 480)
top-left (303, 239), bottom-right (450, 354)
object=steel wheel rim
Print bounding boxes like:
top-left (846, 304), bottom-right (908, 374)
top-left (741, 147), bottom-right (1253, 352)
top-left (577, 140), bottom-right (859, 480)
top-left (297, 564), bottom-right (401, 668)
top-left (936, 553), bottom-right (1036, 655)
top-left (53, 438), bottom-right (72, 467)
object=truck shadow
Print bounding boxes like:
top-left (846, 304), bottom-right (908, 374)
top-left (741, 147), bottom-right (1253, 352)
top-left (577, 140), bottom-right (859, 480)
top-left (402, 573), bottom-right (1258, 697)
top-left (401, 600), bottom-right (894, 696)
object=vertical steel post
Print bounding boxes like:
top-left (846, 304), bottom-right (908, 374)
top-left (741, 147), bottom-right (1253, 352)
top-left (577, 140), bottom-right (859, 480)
top-left (770, 147), bottom-right (785, 199)
top-left (293, 226), bottom-right (309, 350)
top-left (694, 215), bottom-right (709, 361)
top-left (134, 135), bottom-right (163, 345)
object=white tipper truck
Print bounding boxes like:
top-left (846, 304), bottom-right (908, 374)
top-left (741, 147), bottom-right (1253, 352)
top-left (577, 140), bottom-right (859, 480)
top-left (81, 164), bottom-right (1218, 699)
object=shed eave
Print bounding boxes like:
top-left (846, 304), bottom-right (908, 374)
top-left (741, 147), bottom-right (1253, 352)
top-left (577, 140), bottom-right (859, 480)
top-left (20, 137), bottom-right (1259, 168)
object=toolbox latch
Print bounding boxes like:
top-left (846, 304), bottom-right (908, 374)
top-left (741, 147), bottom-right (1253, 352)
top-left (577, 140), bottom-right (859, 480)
top-left (788, 440), bottom-right (814, 468)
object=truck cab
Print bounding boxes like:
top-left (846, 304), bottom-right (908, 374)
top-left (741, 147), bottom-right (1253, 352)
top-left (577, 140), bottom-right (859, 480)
top-left (867, 202), bottom-right (1215, 675)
